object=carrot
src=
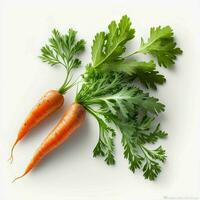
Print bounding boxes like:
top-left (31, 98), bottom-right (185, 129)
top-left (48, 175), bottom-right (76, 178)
top-left (9, 29), bottom-right (85, 163)
top-left (9, 90), bottom-right (64, 163)
top-left (13, 103), bottom-right (85, 182)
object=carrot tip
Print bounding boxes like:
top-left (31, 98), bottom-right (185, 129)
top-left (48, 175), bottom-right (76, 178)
top-left (8, 139), bottom-right (19, 164)
top-left (12, 174), bottom-right (25, 183)
top-left (7, 155), bottom-right (13, 164)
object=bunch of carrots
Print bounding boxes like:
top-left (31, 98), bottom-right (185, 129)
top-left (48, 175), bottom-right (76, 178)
top-left (10, 15), bottom-right (182, 182)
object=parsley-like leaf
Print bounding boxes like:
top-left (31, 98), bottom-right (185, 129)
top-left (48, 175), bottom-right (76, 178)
top-left (90, 16), bottom-right (172, 89)
top-left (76, 71), bottom-right (167, 180)
top-left (136, 70), bottom-right (166, 90)
top-left (75, 16), bottom-right (182, 181)
top-left (92, 15), bottom-right (135, 67)
top-left (40, 29), bottom-right (85, 94)
top-left (77, 72), bottom-right (164, 118)
top-left (40, 29), bottom-right (85, 69)
top-left (141, 145), bottom-right (166, 180)
top-left (90, 111), bottom-right (116, 165)
top-left (112, 116), bottom-right (167, 180)
top-left (122, 129), bottom-right (144, 172)
top-left (138, 26), bottom-right (182, 68)
top-left (101, 60), bottom-right (156, 75)
top-left (100, 59), bottom-right (166, 89)
top-left (138, 123), bottom-right (168, 144)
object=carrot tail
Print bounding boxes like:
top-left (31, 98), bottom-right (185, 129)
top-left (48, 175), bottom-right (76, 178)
top-left (8, 138), bottom-right (19, 164)
top-left (12, 171), bottom-right (27, 183)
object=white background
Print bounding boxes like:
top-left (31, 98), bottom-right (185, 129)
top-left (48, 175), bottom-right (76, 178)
top-left (0, 0), bottom-right (200, 199)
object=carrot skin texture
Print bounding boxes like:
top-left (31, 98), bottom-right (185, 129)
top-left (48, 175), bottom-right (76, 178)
top-left (9, 90), bottom-right (64, 162)
top-left (13, 103), bottom-right (85, 182)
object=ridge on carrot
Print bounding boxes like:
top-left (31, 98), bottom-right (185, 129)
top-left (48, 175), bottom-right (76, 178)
top-left (13, 15), bottom-right (182, 181)
top-left (9, 29), bottom-right (85, 163)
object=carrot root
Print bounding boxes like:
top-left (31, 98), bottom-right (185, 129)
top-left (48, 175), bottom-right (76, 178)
top-left (12, 172), bottom-right (27, 183)
top-left (9, 90), bottom-right (64, 162)
top-left (8, 139), bottom-right (19, 164)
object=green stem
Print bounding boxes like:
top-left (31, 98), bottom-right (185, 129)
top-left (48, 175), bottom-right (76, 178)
top-left (139, 145), bottom-right (154, 163)
top-left (58, 67), bottom-right (71, 94)
top-left (124, 35), bottom-right (161, 60)
top-left (123, 51), bottom-right (138, 59)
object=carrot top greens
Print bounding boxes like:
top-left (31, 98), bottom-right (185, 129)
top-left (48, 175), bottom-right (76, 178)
top-left (76, 15), bottom-right (182, 180)
top-left (39, 29), bottom-right (85, 94)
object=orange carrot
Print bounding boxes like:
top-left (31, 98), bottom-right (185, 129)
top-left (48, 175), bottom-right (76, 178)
top-left (13, 103), bottom-right (85, 182)
top-left (9, 90), bottom-right (64, 163)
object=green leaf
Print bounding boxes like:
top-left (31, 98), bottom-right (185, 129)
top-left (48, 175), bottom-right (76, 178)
top-left (91, 15), bottom-right (135, 68)
top-left (142, 96), bottom-right (165, 114)
top-left (40, 28), bottom-right (85, 69)
top-left (77, 72), bottom-right (165, 118)
top-left (142, 145), bottom-right (166, 180)
top-left (113, 117), bottom-right (167, 181)
top-left (143, 159), bottom-right (161, 181)
top-left (119, 120), bottom-right (144, 172)
top-left (75, 16), bottom-right (179, 181)
top-left (100, 59), bottom-right (166, 89)
top-left (101, 59), bottom-right (155, 75)
top-left (138, 26), bottom-right (182, 68)
top-left (88, 109), bottom-right (115, 165)
top-left (76, 70), bottom-right (167, 180)
top-left (136, 70), bottom-right (166, 89)
top-left (122, 131), bottom-right (144, 172)
top-left (143, 146), bottom-right (166, 163)
top-left (40, 45), bottom-right (60, 66)
top-left (96, 87), bottom-right (165, 117)
top-left (130, 116), bottom-right (168, 145)
top-left (105, 115), bottom-right (167, 181)
top-left (40, 28), bottom-right (85, 94)
top-left (92, 32), bottom-right (106, 67)
top-left (139, 123), bottom-right (168, 144)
